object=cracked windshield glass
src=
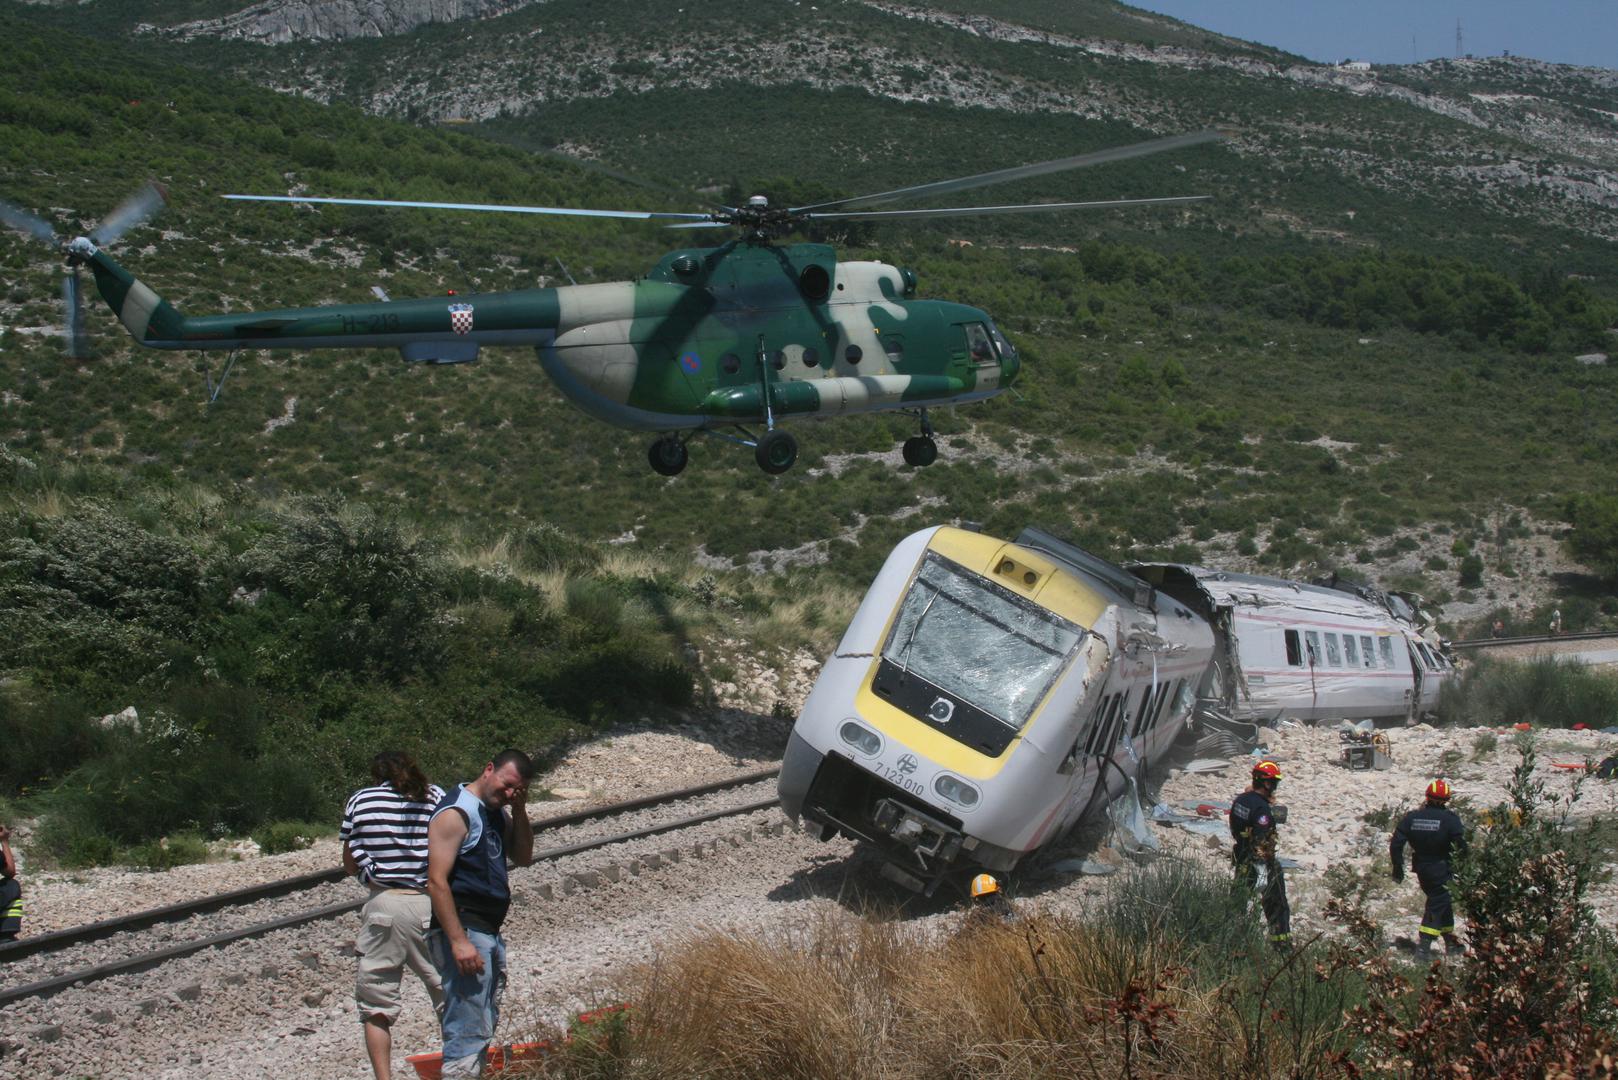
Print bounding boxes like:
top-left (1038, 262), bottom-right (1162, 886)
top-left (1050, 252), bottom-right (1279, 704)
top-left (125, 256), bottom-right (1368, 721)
top-left (883, 553), bottom-right (1082, 728)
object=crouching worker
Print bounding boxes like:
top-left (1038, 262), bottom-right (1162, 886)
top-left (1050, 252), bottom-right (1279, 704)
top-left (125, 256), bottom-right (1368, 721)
top-left (1391, 778), bottom-right (1467, 955)
top-left (342, 751), bottom-right (446, 1080)
top-left (426, 749), bottom-right (535, 1079)
top-left (1231, 760), bottom-right (1291, 949)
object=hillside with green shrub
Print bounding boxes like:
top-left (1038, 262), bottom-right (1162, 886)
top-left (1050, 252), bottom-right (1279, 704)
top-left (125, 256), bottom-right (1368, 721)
top-left (3, 4), bottom-right (1618, 859)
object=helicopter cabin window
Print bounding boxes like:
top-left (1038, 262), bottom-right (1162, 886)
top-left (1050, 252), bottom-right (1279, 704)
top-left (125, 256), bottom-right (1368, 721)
top-left (845, 344), bottom-right (863, 365)
top-left (1343, 635), bottom-right (1359, 668)
top-left (722, 353), bottom-right (740, 375)
top-left (1284, 629), bottom-right (1303, 667)
top-left (771, 350), bottom-right (787, 370)
top-left (802, 347), bottom-right (819, 368)
top-left (1360, 635), bottom-right (1376, 669)
top-left (883, 334), bottom-right (905, 361)
top-left (1324, 633), bottom-right (1342, 667)
top-left (962, 323), bottom-right (995, 363)
top-left (1304, 630), bottom-right (1322, 666)
top-left (1378, 637), bottom-right (1395, 669)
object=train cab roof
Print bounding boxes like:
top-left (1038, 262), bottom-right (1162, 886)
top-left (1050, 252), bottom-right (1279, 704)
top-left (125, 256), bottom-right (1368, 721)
top-left (925, 526), bottom-right (1113, 630)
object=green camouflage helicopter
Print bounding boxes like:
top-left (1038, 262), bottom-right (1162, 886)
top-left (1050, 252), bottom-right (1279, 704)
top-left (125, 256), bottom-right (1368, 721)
top-left (1, 131), bottom-right (1220, 475)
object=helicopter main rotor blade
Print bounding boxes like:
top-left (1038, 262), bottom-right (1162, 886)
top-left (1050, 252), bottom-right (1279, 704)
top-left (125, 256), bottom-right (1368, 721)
top-left (805, 194), bottom-right (1212, 222)
top-left (223, 193), bottom-right (714, 223)
top-left (790, 130), bottom-right (1225, 214)
top-left (0, 197), bottom-right (59, 245)
top-left (91, 183), bottom-right (168, 247)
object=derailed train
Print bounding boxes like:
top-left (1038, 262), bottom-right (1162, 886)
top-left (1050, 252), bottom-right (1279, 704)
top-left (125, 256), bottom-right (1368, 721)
top-left (778, 524), bottom-right (1452, 894)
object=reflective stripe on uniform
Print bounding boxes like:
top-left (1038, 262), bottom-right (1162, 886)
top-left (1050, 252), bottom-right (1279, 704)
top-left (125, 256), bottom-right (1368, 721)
top-left (1418, 924), bottom-right (1454, 936)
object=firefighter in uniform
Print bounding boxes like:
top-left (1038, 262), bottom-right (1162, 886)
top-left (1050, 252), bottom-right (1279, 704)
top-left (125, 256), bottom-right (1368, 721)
top-left (1231, 760), bottom-right (1290, 948)
top-left (1391, 778), bottom-right (1467, 954)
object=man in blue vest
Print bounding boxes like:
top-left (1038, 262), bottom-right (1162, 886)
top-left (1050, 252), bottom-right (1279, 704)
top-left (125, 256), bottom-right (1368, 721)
top-left (425, 749), bottom-right (536, 1078)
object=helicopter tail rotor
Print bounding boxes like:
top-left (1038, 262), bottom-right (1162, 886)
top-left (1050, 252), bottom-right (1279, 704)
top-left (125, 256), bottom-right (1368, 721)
top-left (0, 183), bottom-right (167, 358)
top-left (61, 270), bottom-right (86, 360)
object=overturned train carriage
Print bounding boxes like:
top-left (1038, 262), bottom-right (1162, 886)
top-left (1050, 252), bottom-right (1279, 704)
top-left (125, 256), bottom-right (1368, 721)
top-left (778, 525), bottom-right (1214, 894)
top-left (1129, 564), bottom-right (1454, 728)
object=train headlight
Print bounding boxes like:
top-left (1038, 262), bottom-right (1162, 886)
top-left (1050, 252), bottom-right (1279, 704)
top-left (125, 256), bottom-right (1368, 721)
top-left (933, 773), bottom-right (980, 809)
top-left (839, 720), bottom-right (882, 757)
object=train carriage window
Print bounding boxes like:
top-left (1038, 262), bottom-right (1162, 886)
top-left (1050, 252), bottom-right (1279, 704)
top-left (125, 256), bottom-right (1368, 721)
top-left (1149, 681), bottom-right (1173, 730)
top-left (1131, 685), bottom-right (1153, 738)
top-left (1304, 631), bottom-right (1321, 667)
top-left (1343, 635), bottom-right (1358, 668)
top-left (1084, 692), bottom-right (1120, 755)
top-left (1324, 633), bottom-right (1342, 667)
top-left (1378, 637), bottom-right (1395, 669)
top-left (1285, 629), bottom-right (1303, 667)
top-left (1173, 679), bottom-right (1195, 719)
top-left (1360, 635), bottom-right (1376, 669)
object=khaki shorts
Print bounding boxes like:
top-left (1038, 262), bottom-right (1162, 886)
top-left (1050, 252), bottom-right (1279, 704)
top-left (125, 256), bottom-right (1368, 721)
top-left (355, 888), bottom-right (444, 1023)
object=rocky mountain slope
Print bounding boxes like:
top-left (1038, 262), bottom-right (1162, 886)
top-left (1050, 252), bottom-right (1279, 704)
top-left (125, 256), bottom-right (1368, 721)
top-left (91, 0), bottom-right (1616, 255)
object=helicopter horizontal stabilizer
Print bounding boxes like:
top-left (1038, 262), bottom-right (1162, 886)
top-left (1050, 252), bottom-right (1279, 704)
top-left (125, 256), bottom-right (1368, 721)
top-left (401, 341), bottom-right (480, 364)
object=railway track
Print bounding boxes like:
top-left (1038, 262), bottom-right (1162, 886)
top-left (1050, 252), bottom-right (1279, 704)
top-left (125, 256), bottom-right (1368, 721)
top-left (1452, 630), bottom-right (1618, 651)
top-left (0, 767), bottom-right (781, 1008)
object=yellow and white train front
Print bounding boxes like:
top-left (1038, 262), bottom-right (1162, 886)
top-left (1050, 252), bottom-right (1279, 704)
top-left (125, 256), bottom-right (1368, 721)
top-left (778, 526), bottom-right (1124, 893)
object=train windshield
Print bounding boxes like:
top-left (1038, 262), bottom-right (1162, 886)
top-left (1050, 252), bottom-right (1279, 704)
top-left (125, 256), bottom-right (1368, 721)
top-left (883, 552), bottom-right (1082, 730)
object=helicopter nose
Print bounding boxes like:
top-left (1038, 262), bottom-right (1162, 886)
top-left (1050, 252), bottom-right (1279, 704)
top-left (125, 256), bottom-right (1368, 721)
top-left (1001, 348), bottom-right (1021, 386)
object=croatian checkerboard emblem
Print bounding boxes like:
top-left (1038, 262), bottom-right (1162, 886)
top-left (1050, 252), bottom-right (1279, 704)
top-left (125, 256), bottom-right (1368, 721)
top-left (448, 303), bottom-right (474, 335)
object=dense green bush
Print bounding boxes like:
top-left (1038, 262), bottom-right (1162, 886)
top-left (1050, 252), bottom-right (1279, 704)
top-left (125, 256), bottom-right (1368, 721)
top-left (243, 496), bottom-right (447, 682)
top-left (0, 505), bottom-right (213, 690)
top-left (1435, 655), bottom-right (1618, 730)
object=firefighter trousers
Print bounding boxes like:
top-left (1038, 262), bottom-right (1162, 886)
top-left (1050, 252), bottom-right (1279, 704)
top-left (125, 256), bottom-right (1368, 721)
top-left (1416, 860), bottom-right (1454, 938)
top-left (1235, 858), bottom-right (1291, 943)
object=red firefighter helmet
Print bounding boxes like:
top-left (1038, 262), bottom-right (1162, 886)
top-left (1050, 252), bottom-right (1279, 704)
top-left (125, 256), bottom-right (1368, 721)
top-left (1252, 760), bottom-right (1283, 785)
top-left (1426, 778), bottom-right (1453, 801)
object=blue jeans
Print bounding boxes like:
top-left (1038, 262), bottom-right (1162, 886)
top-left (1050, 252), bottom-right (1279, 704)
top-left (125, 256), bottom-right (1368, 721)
top-left (428, 927), bottom-right (506, 1076)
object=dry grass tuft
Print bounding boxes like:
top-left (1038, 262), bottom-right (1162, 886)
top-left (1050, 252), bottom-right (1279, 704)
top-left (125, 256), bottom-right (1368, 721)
top-left (521, 870), bottom-right (1336, 1080)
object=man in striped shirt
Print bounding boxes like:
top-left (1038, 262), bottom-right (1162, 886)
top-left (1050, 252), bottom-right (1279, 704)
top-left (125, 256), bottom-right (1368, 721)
top-left (341, 751), bottom-right (446, 1080)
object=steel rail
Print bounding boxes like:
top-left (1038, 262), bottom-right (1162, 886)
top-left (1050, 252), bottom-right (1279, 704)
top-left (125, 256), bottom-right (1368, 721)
top-left (1452, 631), bottom-right (1618, 650)
top-left (0, 768), bottom-right (781, 1004)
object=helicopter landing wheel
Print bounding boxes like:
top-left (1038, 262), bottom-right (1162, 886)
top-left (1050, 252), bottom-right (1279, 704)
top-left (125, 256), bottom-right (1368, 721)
top-left (648, 436), bottom-right (689, 476)
top-left (755, 430), bottom-right (798, 474)
top-left (902, 435), bottom-right (938, 467)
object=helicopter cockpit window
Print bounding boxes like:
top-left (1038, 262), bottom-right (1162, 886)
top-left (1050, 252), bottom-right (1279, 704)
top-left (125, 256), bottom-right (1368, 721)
top-left (990, 324), bottom-right (1016, 363)
top-left (962, 323), bottom-right (994, 363)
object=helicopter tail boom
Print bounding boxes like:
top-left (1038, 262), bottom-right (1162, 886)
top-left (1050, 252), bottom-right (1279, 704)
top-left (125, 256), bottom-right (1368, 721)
top-left (83, 246), bottom-right (188, 345)
top-left (80, 247), bottom-right (567, 354)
